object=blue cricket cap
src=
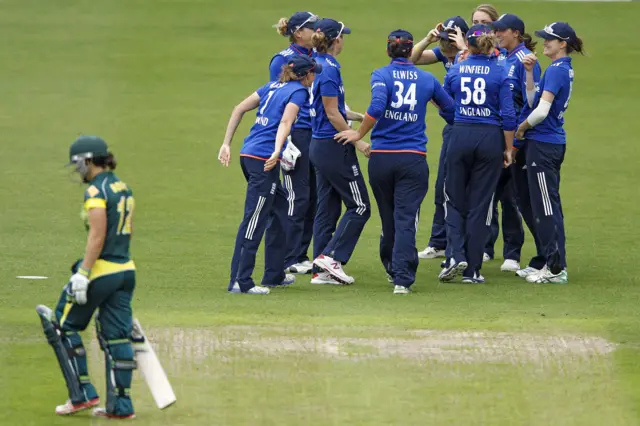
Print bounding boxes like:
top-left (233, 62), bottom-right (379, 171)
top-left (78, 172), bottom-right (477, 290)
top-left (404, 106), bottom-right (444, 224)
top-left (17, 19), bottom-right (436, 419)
top-left (314, 18), bottom-right (351, 40)
top-left (440, 16), bottom-right (470, 40)
top-left (287, 55), bottom-right (322, 76)
top-left (286, 12), bottom-right (319, 35)
top-left (466, 24), bottom-right (493, 47)
top-left (388, 29), bottom-right (414, 44)
top-left (491, 14), bottom-right (525, 34)
top-left (535, 22), bottom-right (578, 44)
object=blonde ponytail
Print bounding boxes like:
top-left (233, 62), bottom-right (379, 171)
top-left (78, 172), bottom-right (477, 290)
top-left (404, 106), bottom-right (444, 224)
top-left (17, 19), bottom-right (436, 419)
top-left (276, 18), bottom-right (289, 37)
top-left (469, 33), bottom-right (498, 55)
top-left (311, 31), bottom-right (331, 53)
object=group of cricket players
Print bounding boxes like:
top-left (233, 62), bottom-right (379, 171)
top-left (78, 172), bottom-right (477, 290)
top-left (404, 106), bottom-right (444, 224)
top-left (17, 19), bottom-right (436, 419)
top-left (35, 3), bottom-right (582, 420)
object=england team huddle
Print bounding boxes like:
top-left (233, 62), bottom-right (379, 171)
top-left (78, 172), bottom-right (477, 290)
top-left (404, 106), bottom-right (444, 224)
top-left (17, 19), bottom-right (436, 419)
top-left (218, 4), bottom-right (585, 295)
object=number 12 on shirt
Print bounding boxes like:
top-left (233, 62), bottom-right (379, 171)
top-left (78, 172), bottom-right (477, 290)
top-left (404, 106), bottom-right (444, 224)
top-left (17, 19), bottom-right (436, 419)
top-left (117, 196), bottom-right (135, 235)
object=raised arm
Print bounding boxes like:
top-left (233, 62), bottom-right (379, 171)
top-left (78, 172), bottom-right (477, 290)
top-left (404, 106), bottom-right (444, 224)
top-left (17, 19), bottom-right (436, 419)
top-left (517, 66), bottom-right (565, 140)
top-left (522, 54), bottom-right (541, 108)
top-left (410, 27), bottom-right (441, 65)
top-left (219, 92), bottom-right (261, 167)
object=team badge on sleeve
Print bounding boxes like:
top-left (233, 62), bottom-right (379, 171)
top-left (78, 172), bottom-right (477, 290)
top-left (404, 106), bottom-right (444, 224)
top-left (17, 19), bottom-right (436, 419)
top-left (87, 186), bottom-right (99, 197)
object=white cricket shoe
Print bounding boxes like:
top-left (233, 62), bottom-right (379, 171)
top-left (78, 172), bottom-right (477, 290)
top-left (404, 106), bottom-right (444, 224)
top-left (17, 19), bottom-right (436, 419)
top-left (55, 398), bottom-right (99, 415)
top-left (394, 285), bottom-right (410, 294)
top-left (310, 272), bottom-right (343, 285)
top-left (286, 261), bottom-right (313, 274)
top-left (501, 259), bottom-right (520, 272)
top-left (439, 259), bottom-right (468, 282)
top-left (418, 246), bottom-right (446, 259)
top-left (313, 255), bottom-right (355, 284)
top-left (228, 282), bottom-right (270, 294)
top-left (526, 267), bottom-right (568, 284)
top-left (386, 273), bottom-right (394, 284)
top-left (516, 266), bottom-right (540, 278)
top-left (483, 253), bottom-right (492, 262)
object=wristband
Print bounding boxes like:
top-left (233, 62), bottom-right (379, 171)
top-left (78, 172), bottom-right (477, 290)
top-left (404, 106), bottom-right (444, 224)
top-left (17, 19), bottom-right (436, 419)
top-left (78, 267), bottom-right (90, 277)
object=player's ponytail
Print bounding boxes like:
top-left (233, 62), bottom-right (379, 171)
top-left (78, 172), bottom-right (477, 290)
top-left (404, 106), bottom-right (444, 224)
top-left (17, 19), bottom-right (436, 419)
top-left (566, 36), bottom-right (585, 55)
top-left (520, 32), bottom-right (537, 52)
top-left (105, 152), bottom-right (117, 170)
top-left (279, 65), bottom-right (305, 83)
top-left (93, 152), bottom-right (117, 170)
top-left (388, 41), bottom-right (412, 59)
top-left (311, 30), bottom-right (332, 53)
top-left (276, 18), bottom-right (296, 42)
top-left (469, 33), bottom-right (497, 55)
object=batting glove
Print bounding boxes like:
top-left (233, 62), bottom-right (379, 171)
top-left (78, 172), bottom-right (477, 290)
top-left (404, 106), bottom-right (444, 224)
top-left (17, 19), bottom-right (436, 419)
top-left (70, 268), bottom-right (90, 305)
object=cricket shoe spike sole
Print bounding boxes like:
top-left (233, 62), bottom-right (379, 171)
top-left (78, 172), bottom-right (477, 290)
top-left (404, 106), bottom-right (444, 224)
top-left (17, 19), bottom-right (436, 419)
top-left (313, 255), bottom-right (355, 285)
top-left (439, 261), bottom-right (468, 282)
top-left (55, 398), bottom-right (100, 416)
top-left (92, 408), bottom-right (136, 420)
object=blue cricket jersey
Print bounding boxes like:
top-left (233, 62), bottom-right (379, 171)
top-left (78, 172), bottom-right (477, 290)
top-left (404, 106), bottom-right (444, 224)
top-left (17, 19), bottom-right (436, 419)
top-left (241, 81), bottom-right (308, 159)
top-left (311, 53), bottom-right (347, 139)
top-left (366, 58), bottom-right (454, 154)
top-left (433, 47), bottom-right (455, 72)
top-left (526, 57), bottom-right (574, 145)
top-left (269, 44), bottom-right (313, 130)
top-left (504, 43), bottom-right (541, 118)
top-left (444, 54), bottom-right (516, 130)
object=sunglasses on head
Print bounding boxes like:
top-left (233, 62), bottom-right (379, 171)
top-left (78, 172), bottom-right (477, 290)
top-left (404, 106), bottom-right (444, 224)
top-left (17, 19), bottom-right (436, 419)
top-left (468, 29), bottom-right (491, 38)
top-left (388, 35), bottom-right (413, 44)
top-left (543, 24), bottom-right (570, 41)
top-left (294, 13), bottom-right (319, 32)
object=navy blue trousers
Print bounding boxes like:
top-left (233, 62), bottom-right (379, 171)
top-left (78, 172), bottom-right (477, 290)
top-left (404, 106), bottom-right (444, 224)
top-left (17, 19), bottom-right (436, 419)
top-left (369, 152), bottom-right (429, 287)
top-left (229, 156), bottom-right (287, 292)
top-left (310, 138), bottom-right (371, 264)
top-left (444, 124), bottom-right (504, 275)
top-left (427, 124), bottom-right (451, 250)
top-left (282, 128), bottom-right (316, 268)
top-left (511, 144), bottom-right (547, 269)
top-left (521, 139), bottom-right (567, 269)
top-left (484, 166), bottom-right (525, 261)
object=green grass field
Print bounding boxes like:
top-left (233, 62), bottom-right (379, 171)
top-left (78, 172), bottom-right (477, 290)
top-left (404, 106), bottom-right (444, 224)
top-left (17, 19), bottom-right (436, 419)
top-left (1, 0), bottom-right (640, 424)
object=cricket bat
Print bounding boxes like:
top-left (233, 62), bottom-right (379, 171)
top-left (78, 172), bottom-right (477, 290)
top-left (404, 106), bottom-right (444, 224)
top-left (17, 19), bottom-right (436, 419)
top-left (131, 318), bottom-right (177, 409)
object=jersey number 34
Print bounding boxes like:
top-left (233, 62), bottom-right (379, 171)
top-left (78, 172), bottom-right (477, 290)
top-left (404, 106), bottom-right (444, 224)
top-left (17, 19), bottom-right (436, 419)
top-left (391, 82), bottom-right (417, 111)
top-left (117, 196), bottom-right (135, 235)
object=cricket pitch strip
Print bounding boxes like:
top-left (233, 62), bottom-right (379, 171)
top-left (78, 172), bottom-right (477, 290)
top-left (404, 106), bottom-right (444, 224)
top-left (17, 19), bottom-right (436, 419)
top-left (142, 326), bottom-right (616, 371)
